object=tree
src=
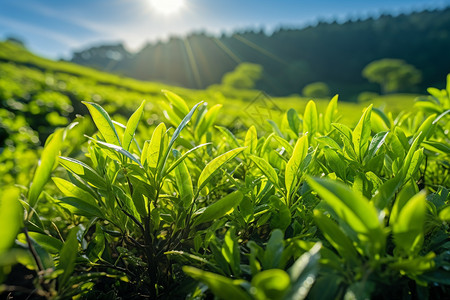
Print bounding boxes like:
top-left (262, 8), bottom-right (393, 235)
top-left (221, 63), bottom-right (263, 89)
top-left (362, 59), bottom-right (422, 93)
top-left (302, 82), bottom-right (330, 98)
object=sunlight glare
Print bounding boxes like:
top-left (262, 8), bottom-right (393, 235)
top-left (149, 0), bottom-right (186, 15)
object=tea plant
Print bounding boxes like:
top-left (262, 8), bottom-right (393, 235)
top-left (1, 76), bottom-right (449, 299)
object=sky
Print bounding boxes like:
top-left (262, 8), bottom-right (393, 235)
top-left (0, 0), bottom-right (449, 59)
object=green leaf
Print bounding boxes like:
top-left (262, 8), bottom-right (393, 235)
top-left (56, 197), bottom-right (104, 218)
top-left (323, 148), bottom-right (347, 180)
top-left (112, 120), bottom-right (142, 153)
top-left (324, 95), bottom-right (338, 132)
top-left (146, 122), bottom-right (167, 169)
top-left (344, 281), bottom-right (375, 300)
top-left (286, 242), bottom-right (321, 300)
top-left (269, 196), bottom-right (291, 231)
top-left (244, 125), bottom-right (258, 155)
top-left (285, 135), bottom-right (308, 200)
top-left (123, 100), bottom-right (145, 151)
top-left (87, 137), bottom-right (142, 167)
top-left (313, 210), bottom-right (358, 263)
top-left (131, 183), bottom-right (150, 218)
top-left (422, 140), bottom-right (450, 154)
top-left (273, 135), bottom-right (294, 156)
top-left (57, 228), bottom-right (78, 289)
top-left (390, 180), bottom-right (418, 225)
top-left (303, 100), bottom-right (318, 138)
top-left (215, 125), bottom-right (241, 148)
top-left (307, 177), bottom-right (385, 256)
top-left (252, 269), bottom-right (290, 300)
top-left (287, 108), bottom-right (301, 136)
top-left (415, 114), bottom-right (436, 144)
top-left (308, 275), bottom-right (342, 300)
top-left (249, 155), bottom-right (279, 186)
top-left (332, 123), bottom-right (357, 161)
top-left (164, 143), bottom-right (210, 176)
top-left (262, 229), bottom-right (284, 269)
top-left (52, 178), bottom-right (98, 208)
top-left (315, 136), bottom-right (341, 150)
top-left (406, 148), bottom-right (423, 179)
top-left (59, 157), bottom-right (106, 189)
top-left (28, 235), bottom-right (54, 270)
top-left (83, 101), bottom-right (121, 146)
top-left (17, 232), bottom-right (62, 254)
top-left (389, 252), bottom-right (435, 275)
top-left (372, 107), bottom-right (391, 130)
top-left (0, 187), bottom-right (22, 254)
top-left (439, 206), bottom-right (450, 221)
top-left (400, 133), bottom-right (422, 176)
top-left (222, 227), bottom-right (241, 276)
top-left (162, 90), bottom-right (190, 118)
top-left (268, 119), bottom-right (284, 138)
top-left (158, 102), bottom-right (202, 177)
top-left (373, 174), bottom-right (405, 211)
top-left (352, 105), bottom-right (372, 162)
top-left (392, 191), bottom-right (427, 255)
top-left (365, 131), bottom-right (388, 162)
top-left (183, 266), bottom-right (252, 300)
top-left (332, 123), bottom-right (353, 142)
top-left (195, 104), bottom-right (222, 139)
top-left (28, 128), bottom-right (64, 207)
top-left (193, 191), bottom-right (243, 226)
top-left (174, 150), bottom-right (194, 208)
top-left (197, 147), bottom-right (246, 192)
top-left (432, 109), bottom-right (450, 125)
top-left (86, 225), bottom-right (105, 263)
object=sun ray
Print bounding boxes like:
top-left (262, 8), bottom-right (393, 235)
top-left (233, 34), bottom-right (287, 65)
top-left (212, 37), bottom-right (242, 64)
top-left (183, 38), bottom-right (202, 88)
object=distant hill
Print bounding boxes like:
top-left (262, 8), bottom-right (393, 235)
top-left (70, 7), bottom-right (450, 99)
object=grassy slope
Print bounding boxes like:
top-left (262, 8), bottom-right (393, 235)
top-left (0, 41), bottom-right (420, 128)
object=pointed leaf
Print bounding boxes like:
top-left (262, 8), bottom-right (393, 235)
top-left (285, 135), bottom-right (308, 198)
top-left (392, 191), bottom-right (427, 255)
top-left (87, 137), bottom-right (142, 167)
top-left (174, 150), bottom-right (194, 207)
top-left (197, 147), bottom-right (246, 192)
top-left (183, 266), bottom-right (252, 300)
top-left (147, 122), bottom-right (167, 169)
top-left (193, 191), bottom-right (243, 226)
top-left (59, 157), bottom-right (106, 189)
top-left (83, 101), bottom-right (121, 146)
top-left (0, 187), bottom-right (23, 254)
top-left (313, 210), bottom-right (358, 263)
top-left (244, 125), bottom-right (258, 154)
top-left (159, 102), bottom-right (202, 176)
top-left (29, 129), bottom-right (64, 207)
top-left (249, 155), bottom-right (279, 186)
top-left (123, 100), bottom-right (145, 151)
top-left (352, 105), bottom-right (372, 162)
top-left (307, 177), bottom-right (385, 255)
top-left (57, 228), bottom-right (78, 289)
top-left (303, 100), bottom-right (318, 138)
top-left (162, 90), bottom-right (190, 117)
top-left (324, 95), bottom-right (338, 132)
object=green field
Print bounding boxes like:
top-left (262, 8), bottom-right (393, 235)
top-left (0, 40), bottom-right (449, 299)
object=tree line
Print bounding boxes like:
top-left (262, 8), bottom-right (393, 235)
top-left (71, 7), bottom-right (450, 100)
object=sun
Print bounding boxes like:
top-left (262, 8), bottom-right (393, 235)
top-left (149, 0), bottom-right (186, 15)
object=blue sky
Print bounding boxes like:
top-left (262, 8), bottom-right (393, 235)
top-left (0, 0), bottom-right (448, 59)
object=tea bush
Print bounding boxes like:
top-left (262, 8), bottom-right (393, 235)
top-left (0, 76), bottom-right (449, 299)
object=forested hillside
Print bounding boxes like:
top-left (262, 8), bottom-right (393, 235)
top-left (71, 7), bottom-right (450, 98)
